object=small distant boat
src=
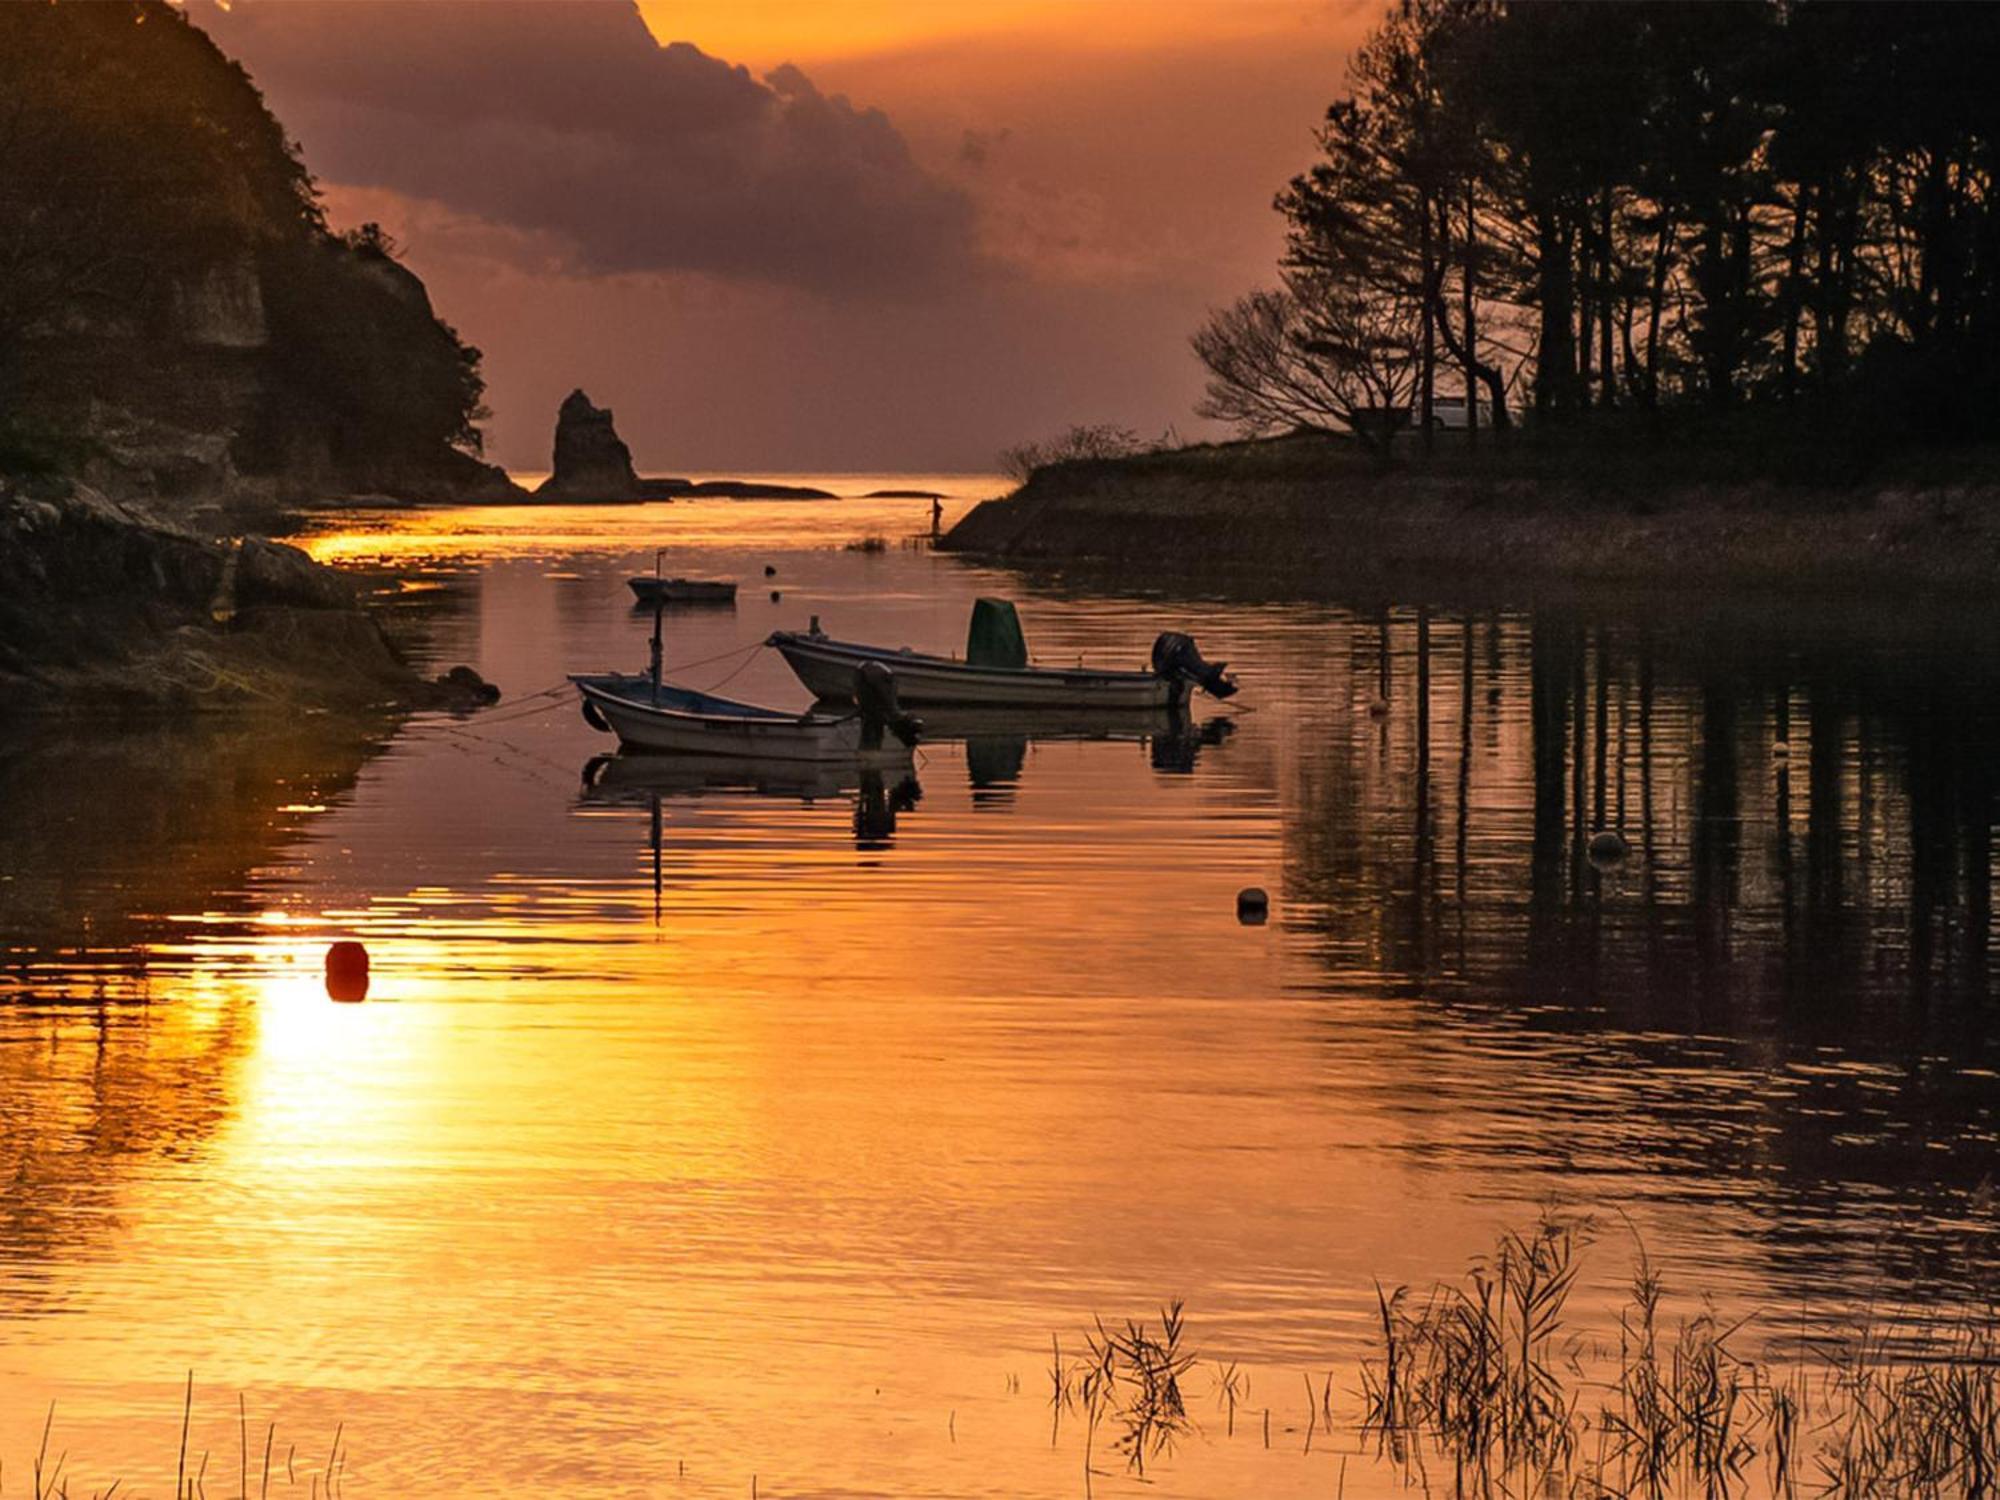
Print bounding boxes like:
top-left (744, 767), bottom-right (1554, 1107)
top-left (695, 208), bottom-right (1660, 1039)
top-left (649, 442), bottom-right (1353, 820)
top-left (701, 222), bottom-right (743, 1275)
top-left (769, 598), bottom-right (1238, 709)
top-left (628, 576), bottom-right (736, 605)
top-left (628, 547), bottom-right (735, 605)
top-left (571, 674), bottom-right (918, 761)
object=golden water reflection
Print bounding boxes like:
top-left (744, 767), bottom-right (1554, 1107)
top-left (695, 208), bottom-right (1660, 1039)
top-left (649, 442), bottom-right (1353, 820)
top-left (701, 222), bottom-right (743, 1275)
top-left (2, 498), bottom-right (1998, 1496)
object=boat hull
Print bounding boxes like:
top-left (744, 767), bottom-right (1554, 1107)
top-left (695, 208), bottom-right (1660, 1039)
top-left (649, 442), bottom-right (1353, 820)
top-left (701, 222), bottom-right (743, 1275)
top-left (772, 633), bottom-right (1179, 709)
top-left (572, 675), bottom-right (903, 762)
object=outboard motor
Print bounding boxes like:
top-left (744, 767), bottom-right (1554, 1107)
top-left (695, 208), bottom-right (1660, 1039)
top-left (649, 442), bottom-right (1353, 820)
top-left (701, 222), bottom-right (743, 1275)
top-left (1151, 632), bottom-right (1238, 699)
top-left (855, 660), bottom-right (923, 748)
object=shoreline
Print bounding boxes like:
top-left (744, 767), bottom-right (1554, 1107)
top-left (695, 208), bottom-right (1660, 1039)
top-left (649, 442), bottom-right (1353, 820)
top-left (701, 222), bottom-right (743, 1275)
top-left (942, 434), bottom-right (2000, 601)
top-left (0, 476), bottom-right (496, 713)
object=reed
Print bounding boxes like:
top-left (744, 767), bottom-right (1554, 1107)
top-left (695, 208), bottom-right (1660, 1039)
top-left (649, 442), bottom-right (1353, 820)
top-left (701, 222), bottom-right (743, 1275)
top-left (1048, 1304), bottom-right (1195, 1479)
top-left (9, 1385), bottom-right (345, 1500)
top-left (1054, 1214), bottom-right (2000, 1498)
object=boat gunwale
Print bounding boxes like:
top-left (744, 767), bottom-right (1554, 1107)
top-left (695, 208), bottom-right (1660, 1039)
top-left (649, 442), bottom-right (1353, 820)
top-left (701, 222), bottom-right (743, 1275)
top-left (768, 630), bottom-right (1161, 686)
top-left (570, 673), bottom-right (855, 727)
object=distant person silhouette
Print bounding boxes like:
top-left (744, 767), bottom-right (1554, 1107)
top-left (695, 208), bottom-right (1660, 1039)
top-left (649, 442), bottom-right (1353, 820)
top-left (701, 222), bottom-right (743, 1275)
top-left (930, 495), bottom-right (943, 538)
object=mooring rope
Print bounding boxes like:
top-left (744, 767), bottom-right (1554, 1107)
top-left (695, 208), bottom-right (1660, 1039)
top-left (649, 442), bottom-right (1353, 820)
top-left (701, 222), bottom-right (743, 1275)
top-left (655, 639), bottom-right (767, 679)
top-left (696, 646), bottom-right (763, 695)
top-left (449, 640), bottom-right (773, 732)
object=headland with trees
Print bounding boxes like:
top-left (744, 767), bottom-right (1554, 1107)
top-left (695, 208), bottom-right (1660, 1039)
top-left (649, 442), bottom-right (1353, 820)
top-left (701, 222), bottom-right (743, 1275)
top-left (0, 0), bottom-right (509, 706)
top-left (949, 0), bottom-right (2000, 596)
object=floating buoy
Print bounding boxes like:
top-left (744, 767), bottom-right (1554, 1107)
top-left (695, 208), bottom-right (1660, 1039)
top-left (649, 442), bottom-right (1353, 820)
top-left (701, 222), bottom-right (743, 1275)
top-left (1587, 829), bottom-right (1630, 868)
top-left (764, 565), bottom-right (777, 577)
top-left (770, 590), bottom-right (782, 602)
top-left (325, 940), bottom-right (370, 1002)
top-left (1237, 886), bottom-right (1270, 925)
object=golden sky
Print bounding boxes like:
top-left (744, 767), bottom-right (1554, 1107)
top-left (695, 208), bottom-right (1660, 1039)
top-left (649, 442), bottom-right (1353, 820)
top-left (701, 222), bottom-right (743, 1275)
top-left (635, 1), bottom-right (1342, 64)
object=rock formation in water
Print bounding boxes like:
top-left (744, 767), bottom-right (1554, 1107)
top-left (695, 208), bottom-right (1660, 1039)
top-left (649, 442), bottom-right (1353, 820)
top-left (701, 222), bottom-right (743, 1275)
top-left (676, 479), bottom-right (837, 500)
top-left (535, 390), bottom-right (644, 501)
top-left (531, 389), bottom-right (841, 501)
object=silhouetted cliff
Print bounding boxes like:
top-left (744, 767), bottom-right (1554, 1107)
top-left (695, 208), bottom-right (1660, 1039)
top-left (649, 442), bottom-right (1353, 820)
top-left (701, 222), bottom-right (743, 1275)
top-left (0, 1), bottom-right (522, 514)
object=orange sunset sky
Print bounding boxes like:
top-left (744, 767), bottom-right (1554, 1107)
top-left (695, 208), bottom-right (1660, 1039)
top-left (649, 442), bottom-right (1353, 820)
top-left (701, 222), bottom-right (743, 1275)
top-left (193, 1), bottom-right (1376, 472)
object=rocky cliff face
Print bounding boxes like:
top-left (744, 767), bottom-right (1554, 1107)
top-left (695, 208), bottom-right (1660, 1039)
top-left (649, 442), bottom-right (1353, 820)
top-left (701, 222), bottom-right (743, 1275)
top-left (8, 246), bottom-right (527, 520)
top-left (0, 3), bottom-right (526, 519)
top-left (535, 389), bottom-right (643, 501)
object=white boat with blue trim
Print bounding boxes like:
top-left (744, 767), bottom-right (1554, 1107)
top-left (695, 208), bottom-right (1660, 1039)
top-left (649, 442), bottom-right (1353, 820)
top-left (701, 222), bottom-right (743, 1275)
top-left (571, 673), bottom-right (917, 761)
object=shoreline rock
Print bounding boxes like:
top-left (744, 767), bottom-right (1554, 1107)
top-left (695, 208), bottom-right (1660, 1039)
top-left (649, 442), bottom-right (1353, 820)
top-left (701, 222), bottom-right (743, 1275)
top-left (1, 476), bottom-right (497, 713)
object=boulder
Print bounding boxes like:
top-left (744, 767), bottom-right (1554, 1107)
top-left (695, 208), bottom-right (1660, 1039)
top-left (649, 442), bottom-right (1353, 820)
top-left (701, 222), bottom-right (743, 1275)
top-left (236, 537), bottom-right (358, 611)
top-left (536, 389), bottom-right (642, 501)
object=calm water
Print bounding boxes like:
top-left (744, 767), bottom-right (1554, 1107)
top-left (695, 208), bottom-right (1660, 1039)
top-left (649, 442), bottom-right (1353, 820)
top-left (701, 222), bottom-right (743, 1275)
top-left (2, 485), bottom-right (1998, 1497)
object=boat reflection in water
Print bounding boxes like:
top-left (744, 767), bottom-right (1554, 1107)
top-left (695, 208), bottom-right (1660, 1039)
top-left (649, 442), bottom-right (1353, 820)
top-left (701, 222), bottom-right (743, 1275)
top-left (573, 703), bottom-right (1238, 859)
top-left (577, 751), bottom-right (926, 885)
top-left (910, 703), bottom-right (1239, 795)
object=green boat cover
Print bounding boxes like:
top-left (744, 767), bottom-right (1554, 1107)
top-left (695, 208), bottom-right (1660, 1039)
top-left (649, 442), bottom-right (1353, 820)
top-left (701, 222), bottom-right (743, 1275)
top-left (965, 597), bottom-right (1029, 668)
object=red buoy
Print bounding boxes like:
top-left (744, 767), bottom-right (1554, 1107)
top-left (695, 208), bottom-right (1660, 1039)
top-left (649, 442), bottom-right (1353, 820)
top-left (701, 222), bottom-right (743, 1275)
top-left (325, 941), bottom-right (370, 1002)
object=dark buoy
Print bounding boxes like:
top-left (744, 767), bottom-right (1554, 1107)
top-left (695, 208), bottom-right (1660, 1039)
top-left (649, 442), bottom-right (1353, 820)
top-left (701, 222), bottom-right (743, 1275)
top-left (764, 565), bottom-right (777, 577)
top-left (1587, 829), bottom-right (1630, 868)
top-left (770, 589), bottom-right (782, 602)
top-left (1237, 886), bottom-right (1270, 925)
top-left (325, 940), bottom-right (370, 1002)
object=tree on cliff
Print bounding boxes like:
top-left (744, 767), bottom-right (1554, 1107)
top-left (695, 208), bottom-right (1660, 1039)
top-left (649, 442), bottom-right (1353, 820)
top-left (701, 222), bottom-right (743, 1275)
top-left (0, 1), bottom-right (316, 369)
top-left (0, 0), bottom-right (491, 476)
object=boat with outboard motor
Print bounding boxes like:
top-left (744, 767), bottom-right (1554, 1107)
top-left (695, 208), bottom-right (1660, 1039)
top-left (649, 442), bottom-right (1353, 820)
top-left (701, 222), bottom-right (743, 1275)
top-left (768, 598), bottom-right (1237, 709)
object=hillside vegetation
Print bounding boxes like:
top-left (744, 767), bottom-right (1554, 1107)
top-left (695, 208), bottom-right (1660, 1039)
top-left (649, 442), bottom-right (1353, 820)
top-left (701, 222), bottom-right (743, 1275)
top-left (0, 0), bottom-right (517, 512)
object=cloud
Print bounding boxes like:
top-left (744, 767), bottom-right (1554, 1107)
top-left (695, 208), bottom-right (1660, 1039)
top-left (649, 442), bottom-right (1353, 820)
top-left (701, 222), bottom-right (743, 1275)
top-left (190, 0), bottom-right (979, 296)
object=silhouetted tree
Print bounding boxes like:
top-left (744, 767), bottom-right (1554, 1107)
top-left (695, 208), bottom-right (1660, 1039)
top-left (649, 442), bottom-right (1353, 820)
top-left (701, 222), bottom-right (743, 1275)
top-left (1213, 0), bottom-right (2000, 449)
top-left (1192, 276), bottom-right (1419, 451)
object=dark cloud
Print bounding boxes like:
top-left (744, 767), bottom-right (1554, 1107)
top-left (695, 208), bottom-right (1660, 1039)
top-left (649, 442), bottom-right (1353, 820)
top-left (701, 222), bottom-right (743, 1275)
top-left (191, 0), bottom-right (978, 295)
top-left (957, 126), bottom-right (1012, 171)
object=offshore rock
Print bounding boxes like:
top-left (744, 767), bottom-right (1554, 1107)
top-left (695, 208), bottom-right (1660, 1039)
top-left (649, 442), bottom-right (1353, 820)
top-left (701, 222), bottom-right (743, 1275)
top-left (536, 389), bottom-right (642, 501)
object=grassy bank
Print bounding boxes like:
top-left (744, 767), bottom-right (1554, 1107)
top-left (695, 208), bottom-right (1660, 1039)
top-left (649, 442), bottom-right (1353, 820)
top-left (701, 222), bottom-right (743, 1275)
top-left (944, 430), bottom-right (2000, 600)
